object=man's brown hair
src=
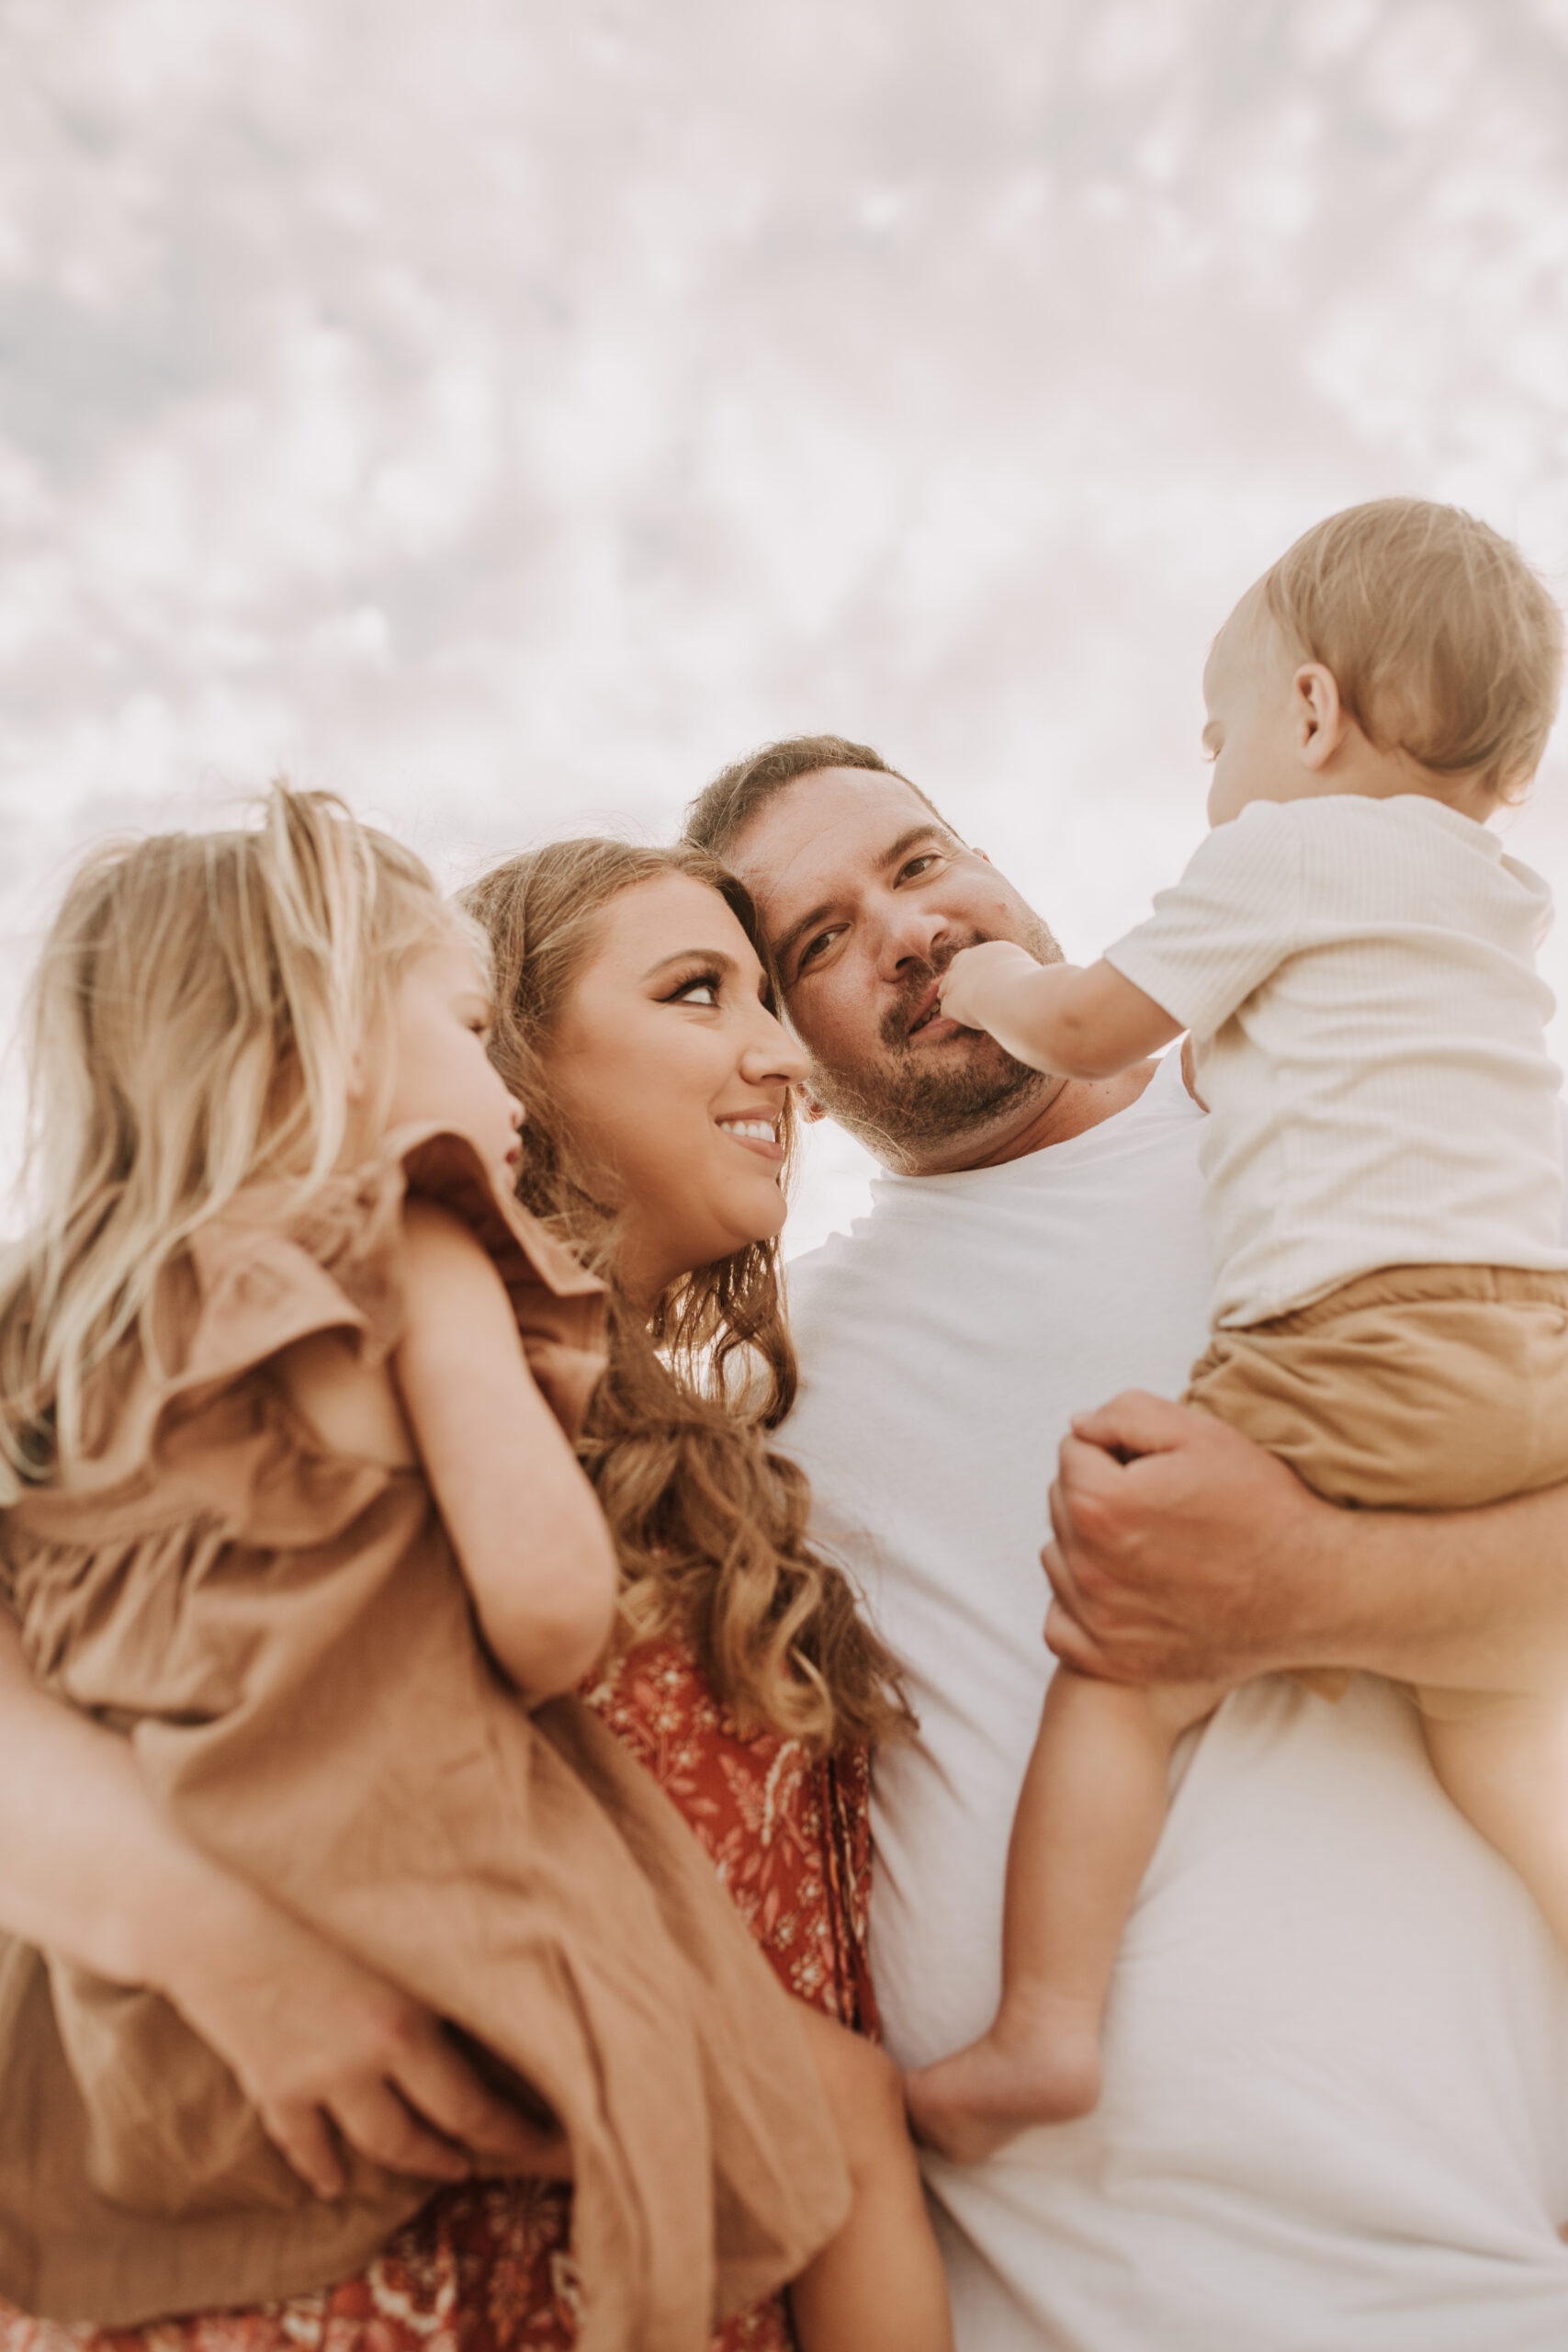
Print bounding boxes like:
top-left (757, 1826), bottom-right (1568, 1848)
top-left (1259, 498), bottom-right (1563, 799)
top-left (683, 732), bottom-right (956, 858)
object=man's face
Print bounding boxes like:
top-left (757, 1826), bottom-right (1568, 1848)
top-left (725, 765), bottom-right (1063, 1166)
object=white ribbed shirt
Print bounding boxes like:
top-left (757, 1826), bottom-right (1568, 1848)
top-left (1103, 793), bottom-right (1568, 1327)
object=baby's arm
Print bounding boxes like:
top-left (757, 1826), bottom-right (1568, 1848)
top-left (938, 944), bottom-right (1181, 1078)
top-left (394, 1200), bottom-right (618, 1698)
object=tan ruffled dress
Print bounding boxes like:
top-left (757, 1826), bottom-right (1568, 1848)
top-left (0, 1126), bottom-right (848, 2350)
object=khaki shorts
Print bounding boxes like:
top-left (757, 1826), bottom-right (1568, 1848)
top-left (1185, 1262), bottom-right (1568, 1713)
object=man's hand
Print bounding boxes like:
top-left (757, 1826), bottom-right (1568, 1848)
top-left (162, 1878), bottom-right (571, 2199)
top-left (1042, 1388), bottom-right (1348, 1686)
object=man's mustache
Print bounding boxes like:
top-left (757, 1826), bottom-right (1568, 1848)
top-left (880, 933), bottom-right (991, 1047)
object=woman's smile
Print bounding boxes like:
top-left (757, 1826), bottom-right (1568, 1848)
top-left (716, 1113), bottom-right (784, 1160)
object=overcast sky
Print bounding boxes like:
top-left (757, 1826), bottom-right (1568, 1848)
top-left (3, 0), bottom-right (1566, 1241)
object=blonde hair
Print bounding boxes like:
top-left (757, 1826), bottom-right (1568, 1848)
top-left (1258, 498), bottom-right (1563, 800)
top-left (465, 836), bottom-right (913, 1755)
top-left (0, 786), bottom-right (466, 1498)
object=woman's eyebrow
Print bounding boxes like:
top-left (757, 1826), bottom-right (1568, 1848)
top-left (638, 946), bottom-right (741, 981)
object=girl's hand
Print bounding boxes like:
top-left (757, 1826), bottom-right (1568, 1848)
top-left (161, 1874), bottom-right (572, 2198)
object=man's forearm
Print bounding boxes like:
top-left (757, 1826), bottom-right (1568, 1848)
top-left (1314, 1480), bottom-right (1568, 1692)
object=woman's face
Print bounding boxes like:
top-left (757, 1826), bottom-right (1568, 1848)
top-left (537, 871), bottom-right (809, 1304)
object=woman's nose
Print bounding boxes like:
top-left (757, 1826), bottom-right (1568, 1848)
top-left (740, 1006), bottom-right (810, 1087)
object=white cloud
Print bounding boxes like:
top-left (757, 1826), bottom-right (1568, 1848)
top-left (0, 0), bottom-right (1566, 1236)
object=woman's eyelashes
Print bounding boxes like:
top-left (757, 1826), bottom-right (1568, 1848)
top-left (664, 970), bottom-right (724, 1007)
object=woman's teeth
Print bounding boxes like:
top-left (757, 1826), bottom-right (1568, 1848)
top-left (720, 1118), bottom-right (778, 1142)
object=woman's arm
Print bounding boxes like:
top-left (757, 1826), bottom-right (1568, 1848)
top-left (0, 1614), bottom-right (569, 2193)
top-left (394, 1201), bottom-right (619, 1698)
top-left (1041, 1389), bottom-right (1568, 1694)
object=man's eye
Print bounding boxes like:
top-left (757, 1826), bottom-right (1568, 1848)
top-left (796, 929), bottom-right (840, 972)
top-left (897, 854), bottom-right (939, 883)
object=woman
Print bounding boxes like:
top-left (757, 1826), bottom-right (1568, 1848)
top-left (0, 838), bottom-right (923, 2352)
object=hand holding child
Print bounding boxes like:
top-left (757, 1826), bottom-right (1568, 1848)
top-left (162, 1875), bottom-right (573, 2199)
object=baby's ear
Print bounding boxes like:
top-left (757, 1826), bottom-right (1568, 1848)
top-left (1293, 662), bottom-right (1348, 768)
top-left (795, 1080), bottom-right (829, 1125)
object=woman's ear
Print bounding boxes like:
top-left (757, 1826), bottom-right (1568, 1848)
top-left (1293, 662), bottom-right (1348, 772)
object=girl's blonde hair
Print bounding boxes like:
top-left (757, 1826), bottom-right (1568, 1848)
top-left (0, 786), bottom-right (465, 1498)
top-left (464, 836), bottom-right (914, 1755)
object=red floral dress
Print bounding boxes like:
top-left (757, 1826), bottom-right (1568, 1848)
top-left (0, 1634), bottom-right (877, 2352)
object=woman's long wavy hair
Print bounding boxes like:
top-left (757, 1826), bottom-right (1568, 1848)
top-left (464, 838), bottom-right (913, 1755)
top-left (0, 786), bottom-right (467, 1499)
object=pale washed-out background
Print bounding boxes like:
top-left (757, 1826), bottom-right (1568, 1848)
top-left (2, 0), bottom-right (1567, 1247)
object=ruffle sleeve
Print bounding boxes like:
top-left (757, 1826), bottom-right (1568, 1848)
top-left (6, 1123), bottom-right (605, 1564)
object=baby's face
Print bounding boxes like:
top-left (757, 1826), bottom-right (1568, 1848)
top-left (1201, 592), bottom-right (1312, 827)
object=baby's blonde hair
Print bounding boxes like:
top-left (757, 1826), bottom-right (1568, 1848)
top-left (1258, 497), bottom-right (1563, 800)
top-left (0, 786), bottom-right (469, 1497)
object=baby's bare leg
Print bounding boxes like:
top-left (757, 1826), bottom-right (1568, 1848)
top-left (1419, 1689), bottom-right (1568, 1952)
top-left (904, 1667), bottom-right (1227, 2163)
top-left (787, 2004), bottom-right (953, 2352)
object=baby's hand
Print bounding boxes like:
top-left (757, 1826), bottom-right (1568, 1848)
top-left (938, 939), bottom-right (1043, 1035)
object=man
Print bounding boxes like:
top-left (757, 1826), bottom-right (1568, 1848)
top-left (686, 734), bottom-right (1568, 2352)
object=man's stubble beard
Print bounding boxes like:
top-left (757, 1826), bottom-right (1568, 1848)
top-left (803, 916), bottom-right (1064, 1170)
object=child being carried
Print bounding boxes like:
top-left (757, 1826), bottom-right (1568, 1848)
top-left (906, 496), bottom-right (1568, 2161)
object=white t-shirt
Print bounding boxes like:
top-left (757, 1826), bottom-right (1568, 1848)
top-left (1102, 795), bottom-right (1568, 1326)
top-left (784, 1052), bottom-right (1568, 2352)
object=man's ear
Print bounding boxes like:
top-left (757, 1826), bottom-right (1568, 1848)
top-left (1293, 662), bottom-right (1349, 772)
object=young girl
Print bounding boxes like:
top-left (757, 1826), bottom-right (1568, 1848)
top-left (906, 496), bottom-right (1568, 2162)
top-left (0, 790), bottom-right (868, 2351)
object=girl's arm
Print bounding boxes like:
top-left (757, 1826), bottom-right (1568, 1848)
top-left (393, 1201), bottom-right (619, 1699)
top-left (0, 1612), bottom-right (569, 2193)
top-left (938, 945), bottom-right (1181, 1080)
top-left (1042, 1389), bottom-right (1568, 1694)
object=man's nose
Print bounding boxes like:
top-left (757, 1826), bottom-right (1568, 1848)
top-left (876, 899), bottom-right (952, 977)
